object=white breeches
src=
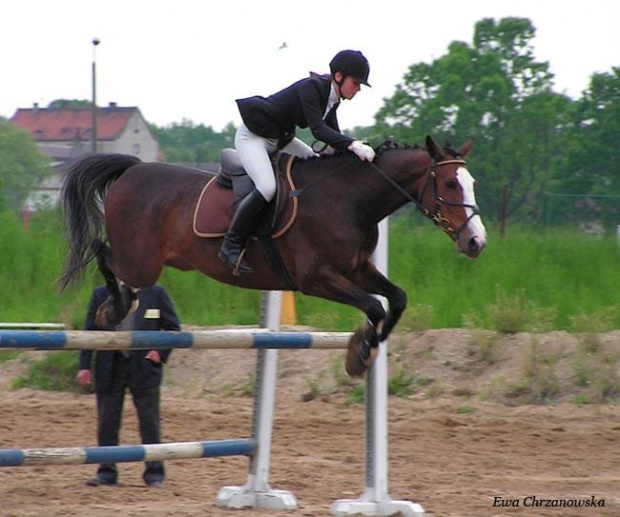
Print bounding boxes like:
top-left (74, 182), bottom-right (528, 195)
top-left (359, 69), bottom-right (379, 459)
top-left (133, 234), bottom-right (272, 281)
top-left (235, 123), bottom-right (316, 201)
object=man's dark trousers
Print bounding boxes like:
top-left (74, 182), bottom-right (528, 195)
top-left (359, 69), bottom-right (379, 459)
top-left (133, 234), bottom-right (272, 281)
top-left (95, 354), bottom-right (163, 485)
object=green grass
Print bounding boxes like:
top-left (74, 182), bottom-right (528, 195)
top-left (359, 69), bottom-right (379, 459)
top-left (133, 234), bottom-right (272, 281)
top-left (1, 210), bottom-right (620, 332)
top-left (387, 369), bottom-right (415, 397)
top-left (12, 351), bottom-right (81, 392)
top-left (390, 217), bottom-right (620, 330)
top-left (0, 350), bottom-right (22, 362)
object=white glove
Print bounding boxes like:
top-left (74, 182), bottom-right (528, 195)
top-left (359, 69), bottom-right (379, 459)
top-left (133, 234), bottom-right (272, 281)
top-left (348, 140), bottom-right (375, 162)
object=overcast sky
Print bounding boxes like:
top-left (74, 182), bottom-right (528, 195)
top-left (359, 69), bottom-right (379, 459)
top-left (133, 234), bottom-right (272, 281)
top-left (1, 0), bottom-right (618, 131)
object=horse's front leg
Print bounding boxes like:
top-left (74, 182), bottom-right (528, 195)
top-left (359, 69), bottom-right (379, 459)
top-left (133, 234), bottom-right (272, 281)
top-left (301, 266), bottom-right (388, 377)
top-left (348, 261), bottom-right (407, 342)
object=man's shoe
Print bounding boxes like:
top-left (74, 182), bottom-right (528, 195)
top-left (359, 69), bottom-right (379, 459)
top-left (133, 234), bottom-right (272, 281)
top-left (146, 480), bottom-right (164, 488)
top-left (86, 477), bottom-right (117, 487)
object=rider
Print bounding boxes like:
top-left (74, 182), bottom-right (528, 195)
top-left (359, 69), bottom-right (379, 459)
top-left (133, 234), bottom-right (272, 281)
top-left (218, 49), bottom-right (376, 274)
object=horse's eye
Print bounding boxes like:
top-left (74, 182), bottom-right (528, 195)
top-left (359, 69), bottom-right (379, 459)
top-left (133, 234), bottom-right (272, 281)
top-left (445, 179), bottom-right (458, 190)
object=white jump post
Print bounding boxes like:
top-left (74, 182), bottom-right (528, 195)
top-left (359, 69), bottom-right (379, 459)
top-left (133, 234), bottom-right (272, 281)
top-left (332, 218), bottom-right (424, 515)
top-left (216, 290), bottom-right (297, 510)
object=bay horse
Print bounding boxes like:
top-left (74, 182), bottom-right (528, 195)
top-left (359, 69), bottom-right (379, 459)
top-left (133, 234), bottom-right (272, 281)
top-left (59, 135), bottom-right (486, 376)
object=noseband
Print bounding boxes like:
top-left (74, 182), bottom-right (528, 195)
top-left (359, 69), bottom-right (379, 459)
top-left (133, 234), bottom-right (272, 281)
top-left (418, 159), bottom-right (481, 240)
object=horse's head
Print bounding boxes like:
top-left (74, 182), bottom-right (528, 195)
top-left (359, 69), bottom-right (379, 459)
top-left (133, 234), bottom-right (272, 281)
top-left (420, 135), bottom-right (487, 258)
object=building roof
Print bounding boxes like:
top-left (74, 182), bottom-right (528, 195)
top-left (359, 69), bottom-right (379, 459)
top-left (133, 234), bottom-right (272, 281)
top-left (10, 103), bottom-right (141, 142)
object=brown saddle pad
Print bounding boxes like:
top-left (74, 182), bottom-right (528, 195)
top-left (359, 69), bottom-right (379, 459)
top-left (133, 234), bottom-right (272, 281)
top-left (193, 155), bottom-right (298, 238)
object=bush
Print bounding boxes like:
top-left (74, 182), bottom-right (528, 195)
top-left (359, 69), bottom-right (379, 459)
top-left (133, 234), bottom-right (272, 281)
top-left (12, 351), bottom-right (81, 392)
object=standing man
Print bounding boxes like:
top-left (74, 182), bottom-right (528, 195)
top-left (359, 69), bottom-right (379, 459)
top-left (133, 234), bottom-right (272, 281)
top-left (77, 284), bottom-right (181, 488)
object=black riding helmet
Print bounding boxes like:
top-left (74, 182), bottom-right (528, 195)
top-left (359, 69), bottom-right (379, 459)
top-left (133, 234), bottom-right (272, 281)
top-left (329, 50), bottom-right (371, 87)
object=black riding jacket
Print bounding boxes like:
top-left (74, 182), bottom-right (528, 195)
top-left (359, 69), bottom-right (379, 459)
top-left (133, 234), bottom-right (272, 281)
top-left (236, 74), bottom-right (354, 151)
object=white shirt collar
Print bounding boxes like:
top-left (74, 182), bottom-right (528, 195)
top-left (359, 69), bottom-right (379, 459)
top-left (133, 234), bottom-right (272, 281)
top-left (323, 83), bottom-right (340, 119)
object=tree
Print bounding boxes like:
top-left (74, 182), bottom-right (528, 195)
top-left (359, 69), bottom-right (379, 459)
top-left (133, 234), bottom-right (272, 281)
top-left (150, 120), bottom-right (236, 163)
top-left (372, 17), bottom-right (572, 223)
top-left (47, 99), bottom-right (92, 108)
top-left (0, 118), bottom-right (51, 213)
top-left (558, 68), bottom-right (620, 193)
top-left (548, 67), bottom-right (620, 230)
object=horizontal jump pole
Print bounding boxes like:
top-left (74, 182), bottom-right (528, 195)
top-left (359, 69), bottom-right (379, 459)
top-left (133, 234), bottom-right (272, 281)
top-left (0, 323), bottom-right (66, 330)
top-left (0, 438), bottom-right (256, 467)
top-left (0, 329), bottom-right (352, 351)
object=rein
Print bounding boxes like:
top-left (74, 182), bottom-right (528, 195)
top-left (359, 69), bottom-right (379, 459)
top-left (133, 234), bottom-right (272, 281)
top-left (290, 153), bottom-right (480, 240)
top-left (289, 157), bottom-right (357, 198)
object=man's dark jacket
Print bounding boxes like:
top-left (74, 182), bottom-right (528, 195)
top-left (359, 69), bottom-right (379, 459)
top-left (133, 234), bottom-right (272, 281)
top-left (79, 286), bottom-right (181, 391)
top-left (236, 74), bottom-right (354, 150)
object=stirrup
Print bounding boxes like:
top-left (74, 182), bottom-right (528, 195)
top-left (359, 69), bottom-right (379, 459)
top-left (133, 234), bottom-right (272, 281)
top-left (219, 245), bottom-right (253, 275)
top-left (232, 249), bottom-right (253, 276)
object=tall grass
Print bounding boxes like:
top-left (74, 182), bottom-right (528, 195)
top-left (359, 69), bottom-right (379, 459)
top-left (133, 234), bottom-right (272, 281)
top-left (0, 209), bottom-right (619, 331)
top-left (390, 216), bottom-right (620, 329)
top-left (0, 211), bottom-right (92, 325)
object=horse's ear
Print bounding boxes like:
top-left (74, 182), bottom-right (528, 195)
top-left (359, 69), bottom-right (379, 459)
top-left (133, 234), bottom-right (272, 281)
top-left (458, 138), bottom-right (474, 158)
top-left (425, 135), bottom-right (442, 160)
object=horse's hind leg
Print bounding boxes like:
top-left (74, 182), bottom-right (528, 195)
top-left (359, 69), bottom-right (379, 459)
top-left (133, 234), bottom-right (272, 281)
top-left (92, 240), bottom-right (138, 328)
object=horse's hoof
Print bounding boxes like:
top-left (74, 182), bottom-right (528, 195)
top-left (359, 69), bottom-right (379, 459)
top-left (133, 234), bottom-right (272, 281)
top-left (94, 308), bottom-right (110, 330)
top-left (95, 302), bottom-right (115, 330)
top-left (345, 325), bottom-right (379, 377)
top-left (95, 295), bottom-right (129, 330)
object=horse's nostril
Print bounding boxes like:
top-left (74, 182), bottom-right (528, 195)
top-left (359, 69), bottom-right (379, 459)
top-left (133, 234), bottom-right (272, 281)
top-left (469, 237), bottom-right (479, 254)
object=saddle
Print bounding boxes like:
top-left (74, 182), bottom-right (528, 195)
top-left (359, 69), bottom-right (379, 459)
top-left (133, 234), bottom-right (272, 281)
top-left (193, 149), bottom-right (298, 239)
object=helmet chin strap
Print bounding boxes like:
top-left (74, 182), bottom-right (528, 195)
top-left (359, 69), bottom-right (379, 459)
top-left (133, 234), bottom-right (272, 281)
top-left (333, 73), bottom-right (346, 98)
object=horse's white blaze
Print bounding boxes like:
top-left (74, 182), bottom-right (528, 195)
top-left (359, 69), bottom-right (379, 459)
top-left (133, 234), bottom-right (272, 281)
top-left (456, 167), bottom-right (487, 245)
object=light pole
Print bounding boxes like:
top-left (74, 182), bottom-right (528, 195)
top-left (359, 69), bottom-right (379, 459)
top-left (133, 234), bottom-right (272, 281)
top-left (91, 38), bottom-right (100, 153)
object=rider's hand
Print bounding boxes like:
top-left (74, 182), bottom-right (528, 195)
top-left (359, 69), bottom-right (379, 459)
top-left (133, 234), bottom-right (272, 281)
top-left (348, 141), bottom-right (375, 162)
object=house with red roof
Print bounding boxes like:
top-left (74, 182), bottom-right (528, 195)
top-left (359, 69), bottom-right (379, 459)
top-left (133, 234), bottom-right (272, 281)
top-left (11, 102), bottom-right (159, 162)
top-left (10, 102), bottom-right (160, 209)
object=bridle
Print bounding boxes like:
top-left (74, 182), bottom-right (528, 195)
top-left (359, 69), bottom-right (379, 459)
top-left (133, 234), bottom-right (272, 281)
top-left (369, 157), bottom-right (481, 240)
top-left (417, 159), bottom-right (481, 240)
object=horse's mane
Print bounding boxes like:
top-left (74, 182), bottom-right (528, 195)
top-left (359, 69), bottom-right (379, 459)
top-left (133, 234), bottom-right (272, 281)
top-left (293, 138), bottom-right (461, 166)
top-left (375, 140), bottom-right (420, 157)
top-left (375, 140), bottom-right (461, 158)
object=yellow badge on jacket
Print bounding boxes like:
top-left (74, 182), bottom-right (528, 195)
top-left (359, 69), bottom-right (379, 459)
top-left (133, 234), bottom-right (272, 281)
top-left (145, 309), bottom-right (160, 319)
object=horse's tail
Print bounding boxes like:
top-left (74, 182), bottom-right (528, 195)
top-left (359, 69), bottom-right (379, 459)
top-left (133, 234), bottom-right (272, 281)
top-left (59, 153), bottom-right (142, 292)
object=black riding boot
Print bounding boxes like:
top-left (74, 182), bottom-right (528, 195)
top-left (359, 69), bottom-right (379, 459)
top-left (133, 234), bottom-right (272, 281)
top-left (218, 189), bottom-right (269, 274)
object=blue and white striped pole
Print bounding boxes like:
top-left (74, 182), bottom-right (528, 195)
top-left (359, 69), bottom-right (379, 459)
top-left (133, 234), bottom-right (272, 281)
top-left (0, 329), bottom-right (351, 351)
top-left (0, 439), bottom-right (256, 467)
